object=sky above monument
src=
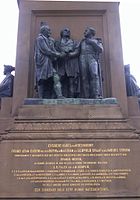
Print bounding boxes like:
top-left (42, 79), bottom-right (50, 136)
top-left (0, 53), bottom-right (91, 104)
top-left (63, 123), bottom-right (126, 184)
top-left (0, 0), bottom-right (140, 85)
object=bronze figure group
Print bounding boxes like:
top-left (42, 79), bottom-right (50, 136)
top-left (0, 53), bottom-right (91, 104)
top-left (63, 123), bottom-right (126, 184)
top-left (34, 24), bottom-right (103, 99)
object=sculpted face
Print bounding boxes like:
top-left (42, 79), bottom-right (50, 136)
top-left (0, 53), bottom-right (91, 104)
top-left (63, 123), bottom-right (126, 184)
top-left (3, 65), bottom-right (14, 75)
top-left (61, 28), bottom-right (70, 38)
top-left (41, 25), bottom-right (52, 37)
top-left (84, 28), bottom-right (91, 38)
top-left (45, 26), bottom-right (51, 37)
top-left (84, 27), bottom-right (96, 38)
top-left (4, 67), bottom-right (7, 75)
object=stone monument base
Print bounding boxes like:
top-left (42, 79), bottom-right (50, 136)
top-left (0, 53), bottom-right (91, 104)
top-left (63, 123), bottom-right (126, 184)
top-left (0, 99), bottom-right (140, 199)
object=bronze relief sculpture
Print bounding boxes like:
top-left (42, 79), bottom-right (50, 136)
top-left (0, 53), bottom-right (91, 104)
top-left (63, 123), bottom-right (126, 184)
top-left (34, 24), bottom-right (64, 99)
top-left (34, 24), bottom-right (103, 99)
top-left (55, 28), bottom-right (80, 98)
top-left (79, 27), bottom-right (103, 98)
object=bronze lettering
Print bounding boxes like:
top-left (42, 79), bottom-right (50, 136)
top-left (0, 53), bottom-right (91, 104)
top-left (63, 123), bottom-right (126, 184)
top-left (10, 143), bottom-right (132, 194)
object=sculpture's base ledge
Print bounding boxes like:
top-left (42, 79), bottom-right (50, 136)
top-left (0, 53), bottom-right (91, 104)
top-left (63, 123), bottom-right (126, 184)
top-left (3, 97), bottom-right (136, 140)
top-left (2, 131), bottom-right (138, 141)
top-left (0, 199), bottom-right (139, 200)
top-left (0, 198), bottom-right (139, 200)
top-left (24, 97), bottom-right (118, 105)
top-left (18, 98), bottom-right (122, 120)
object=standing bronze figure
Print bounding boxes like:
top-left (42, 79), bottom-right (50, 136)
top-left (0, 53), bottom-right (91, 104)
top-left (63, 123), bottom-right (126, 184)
top-left (79, 27), bottom-right (103, 98)
top-left (34, 25), bottom-right (63, 99)
top-left (124, 64), bottom-right (140, 97)
top-left (0, 65), bottom-right (15, 98)
top-left (55, 28), bottom-right (80, 98)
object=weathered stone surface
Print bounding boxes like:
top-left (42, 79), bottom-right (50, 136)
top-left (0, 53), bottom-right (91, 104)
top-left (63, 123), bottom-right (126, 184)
top-left (18, 104), bottom-right (123, 120)
top-left (0, 139), bottom-right (140, 198)
top-left (0, 0), bottom-right (140, 199)
top-left (1, 102), bottom-right (136, 141)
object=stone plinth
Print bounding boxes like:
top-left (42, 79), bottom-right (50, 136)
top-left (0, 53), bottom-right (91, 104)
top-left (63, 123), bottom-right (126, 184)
top-left (2, 98), bottom-right (137, 140)
top-left (0, 0), bottom-right (140, 199)
top-left (0, 99), bottom-right (140, 199)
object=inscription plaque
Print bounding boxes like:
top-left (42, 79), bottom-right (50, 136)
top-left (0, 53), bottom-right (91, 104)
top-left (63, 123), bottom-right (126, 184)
top-left (0, 139), bottom-right (140, 198)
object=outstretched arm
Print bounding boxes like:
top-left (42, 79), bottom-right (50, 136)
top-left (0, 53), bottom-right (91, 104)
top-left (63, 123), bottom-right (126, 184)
top-left (68, 41), bottom-right (80, 58)
top-left (37, 36), bottom-right (60, 58)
